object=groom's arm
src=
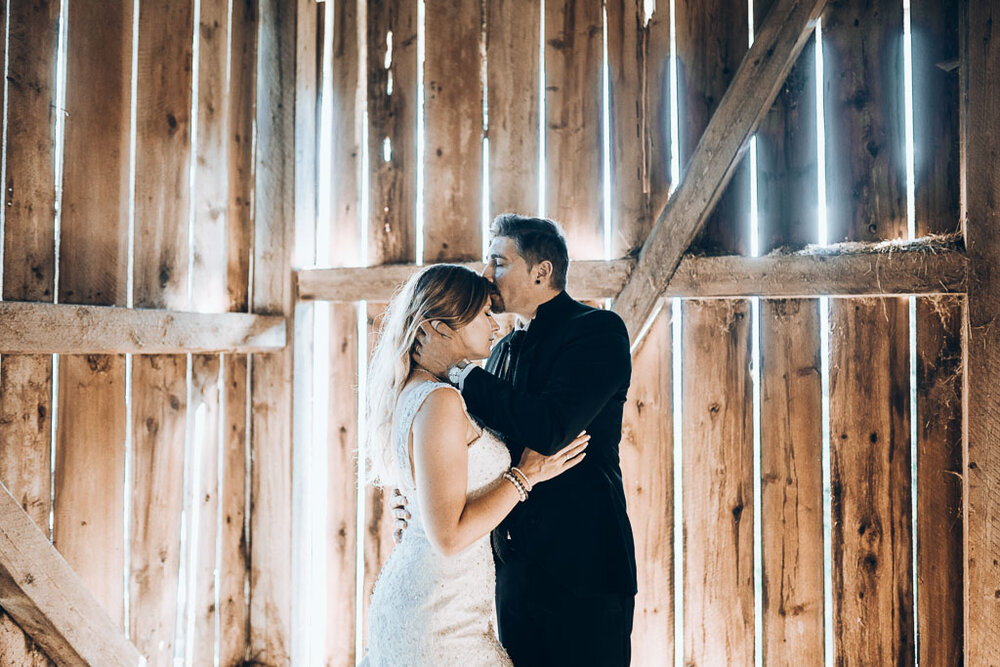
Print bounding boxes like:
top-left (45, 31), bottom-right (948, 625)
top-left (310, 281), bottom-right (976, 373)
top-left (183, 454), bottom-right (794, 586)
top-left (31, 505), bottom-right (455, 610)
top-left (462, 311), bottom-right (630, 456)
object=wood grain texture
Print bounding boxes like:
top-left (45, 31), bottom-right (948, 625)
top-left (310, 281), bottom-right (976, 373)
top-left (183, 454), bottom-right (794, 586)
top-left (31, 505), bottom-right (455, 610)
top-left (186, 2), bottom-right (232, 659)
top-left (674, 2), bottom-right (755, 661)
top-left (299, 242), bottom-right (968, 302)
top-left (828, 298), bottom-right (913, 665)
top-left (0, 302), bottom-right (285, 354)
top-left (128, 353), bottom-right (187, 666)
top-left (754, 2), bottom-right (824, 659)
top-left (330, 0), bottom-right (364, 267)
top-left (228, 0), bottom-right (258, 312)
top-left (760, 299), bottom-right (824, 662)
top-left (55, 0), bottom-right (133, 629)
top-left (248, 0), bottom-right (297, 662)
top-left (133, 0), bottom-right (194, 311)
top-left (326, 303), bottom-right (359, 666)
top-left (486, 0), bottom-right (540, 218)
top-left (962, 0), bottom-right (1000, 662)
top-left (218, 354), bottom-right (250, 666)
top-left (0, 1), bottom-right (58, 662)
top-left (422, 0), bottom-right (483, 263)
top-left (644, 2), bottom-right (672, 232)
top-left (682, 299), bottom-right (754, 665)
top-left (676, 0), bottom-right (751, 257)
top-left (544, 0), bottom-right (604, 260)
top-left (612, 0), bottom-right (825, 340)
top-left (822, 1), bottom-right (914, 662)
top-left (620, 308), bottom-right (673, 665)
top-left (0, 482), bottom-right (143, 666)
top-left (911, 1), bottom-right (963, 663)
top-left (607, 0), bottom-right (648, 258)
top-left (367, 0), bottom-right (417, 265)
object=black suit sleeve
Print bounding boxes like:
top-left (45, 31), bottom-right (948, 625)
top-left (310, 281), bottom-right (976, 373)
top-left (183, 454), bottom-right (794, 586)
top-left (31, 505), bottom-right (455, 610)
top-left (462, 311), bottom-right (631, 456)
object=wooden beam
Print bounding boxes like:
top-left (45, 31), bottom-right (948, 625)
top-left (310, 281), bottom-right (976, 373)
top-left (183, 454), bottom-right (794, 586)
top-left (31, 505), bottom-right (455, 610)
top-left (0, 302), bottom-right (285, 354)
top-left (0, 481), bottom-right (143, 666)
top-left (610, 0), bottom-right (826, 339)
top-left (296, 240), bottom-right (967, 302)
top-left (962, 0), bottom-right (1000, 662)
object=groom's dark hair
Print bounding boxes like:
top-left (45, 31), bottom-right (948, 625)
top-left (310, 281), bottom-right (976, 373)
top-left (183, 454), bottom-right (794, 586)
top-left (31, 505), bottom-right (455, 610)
top-left (490, 214), bottom-right (570, 290)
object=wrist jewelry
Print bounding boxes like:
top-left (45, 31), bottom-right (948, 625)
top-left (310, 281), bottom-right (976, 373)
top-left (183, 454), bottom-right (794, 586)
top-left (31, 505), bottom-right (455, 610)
top-left (502, 471), bottom-right (528, 502)
top-left (447, 359), bottom-right (471, 385)
top-left (510, 466), bottom-right (533, 493)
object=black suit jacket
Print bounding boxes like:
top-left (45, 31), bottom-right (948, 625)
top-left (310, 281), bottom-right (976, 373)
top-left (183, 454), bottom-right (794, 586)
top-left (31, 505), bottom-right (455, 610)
top-left (462, 291), bottom-right (638, 597)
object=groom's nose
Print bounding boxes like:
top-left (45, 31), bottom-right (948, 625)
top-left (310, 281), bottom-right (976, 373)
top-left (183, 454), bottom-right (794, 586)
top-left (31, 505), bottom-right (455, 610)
top-left (481, 261), bottom-right (495, 281)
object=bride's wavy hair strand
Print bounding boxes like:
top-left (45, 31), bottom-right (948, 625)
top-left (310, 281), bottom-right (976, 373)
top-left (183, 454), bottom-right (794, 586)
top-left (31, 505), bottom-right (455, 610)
top-left (365, 264), bottom-right (493, 487)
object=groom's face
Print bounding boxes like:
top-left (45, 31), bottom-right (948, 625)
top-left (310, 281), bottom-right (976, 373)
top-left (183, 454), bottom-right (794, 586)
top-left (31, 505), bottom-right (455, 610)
top-left (482, 236), bottom-right (534, 317)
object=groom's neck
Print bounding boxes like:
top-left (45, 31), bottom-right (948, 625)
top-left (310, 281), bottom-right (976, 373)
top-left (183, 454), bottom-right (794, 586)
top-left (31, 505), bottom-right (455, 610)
top-left (516, 288), bottom-right (561, 320)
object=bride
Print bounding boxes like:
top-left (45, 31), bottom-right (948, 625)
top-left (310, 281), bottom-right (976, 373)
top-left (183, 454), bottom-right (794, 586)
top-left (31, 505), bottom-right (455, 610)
top-left (361, 264), bottom-right (589, 665)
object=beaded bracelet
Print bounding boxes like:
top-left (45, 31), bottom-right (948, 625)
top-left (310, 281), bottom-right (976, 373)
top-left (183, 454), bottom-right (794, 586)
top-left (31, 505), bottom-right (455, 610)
top-left (510, 466), bottom-right (533, 493)
top-left (502, 471), bottom-right (528, 502)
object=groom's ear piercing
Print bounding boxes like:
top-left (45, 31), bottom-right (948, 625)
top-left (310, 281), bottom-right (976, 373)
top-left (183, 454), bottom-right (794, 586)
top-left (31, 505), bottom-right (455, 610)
top-left (535, 279), bottom-right (541, 284)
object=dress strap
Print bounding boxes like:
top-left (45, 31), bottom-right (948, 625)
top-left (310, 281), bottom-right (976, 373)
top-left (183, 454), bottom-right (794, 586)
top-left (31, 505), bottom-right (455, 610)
top-left (393, 381), bottom-right (459, 490)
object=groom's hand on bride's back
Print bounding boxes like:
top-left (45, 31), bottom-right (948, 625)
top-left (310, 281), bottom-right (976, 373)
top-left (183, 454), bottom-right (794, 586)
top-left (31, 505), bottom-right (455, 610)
top-left (390, 488), bottom-right (410, 544)
top-left (413, 321), bottom-right (460, 377)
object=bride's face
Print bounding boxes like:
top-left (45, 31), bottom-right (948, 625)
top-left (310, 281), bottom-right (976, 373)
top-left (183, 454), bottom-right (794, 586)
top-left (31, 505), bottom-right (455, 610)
top-left (455, 301), bottom-right (499, 360)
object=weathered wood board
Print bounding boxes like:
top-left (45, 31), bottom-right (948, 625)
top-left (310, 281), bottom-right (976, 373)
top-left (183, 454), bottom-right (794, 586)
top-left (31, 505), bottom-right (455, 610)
top-left (675, 0), bottom-right (755, 663)
top-left (55, 0), bottom-right (133, 630)
top-left (486, 0), bottom-right (540, 219)
top-left (823, 0), bottom-right (914, 661)
top-left (0, 1), bottom-right (59, 662)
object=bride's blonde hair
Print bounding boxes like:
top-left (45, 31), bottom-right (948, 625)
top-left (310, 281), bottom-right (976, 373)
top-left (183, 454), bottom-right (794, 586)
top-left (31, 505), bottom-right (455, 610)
top-left (365, 264), bottom-right (493, 487)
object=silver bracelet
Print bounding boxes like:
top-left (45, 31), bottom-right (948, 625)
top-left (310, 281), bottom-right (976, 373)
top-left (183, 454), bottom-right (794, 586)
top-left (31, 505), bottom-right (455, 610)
top-left (510, 466), bottom-right (533, 493)
top-left (502, 471), bottom-right (528, 502)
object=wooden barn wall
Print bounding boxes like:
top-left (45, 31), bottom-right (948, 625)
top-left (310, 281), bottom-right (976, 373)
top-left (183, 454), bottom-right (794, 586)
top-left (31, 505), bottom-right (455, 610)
top-left (319, 0), bottom-right (968, 665)
top-left (0, 0), bottom-right (269, 663)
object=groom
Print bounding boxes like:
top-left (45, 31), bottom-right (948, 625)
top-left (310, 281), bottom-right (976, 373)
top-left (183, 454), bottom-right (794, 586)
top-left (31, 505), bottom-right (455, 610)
top-left (411, 214), bottom-right (637, 666)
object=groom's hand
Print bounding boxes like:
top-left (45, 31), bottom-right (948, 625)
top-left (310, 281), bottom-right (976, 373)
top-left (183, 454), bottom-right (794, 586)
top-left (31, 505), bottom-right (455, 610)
top-left (390, 488), bottom-right (410, 544)
top-left (413, 320), bottom-right (461, 377)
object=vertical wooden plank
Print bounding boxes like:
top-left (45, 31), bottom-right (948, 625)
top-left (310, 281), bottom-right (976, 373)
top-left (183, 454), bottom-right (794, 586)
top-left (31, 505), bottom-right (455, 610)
top-left (129, 1), bottom-right (195, 662)
top-left (759, 299), bottom-right (824, 663)
top-left (911, 2), bottom-right (962, 664)
top-left (327, 303), bottom-right (358, 666)
top-left (643, 3), bottom-right (672, 228)
top-left (328, 1), bottom-right (363, 662)
top-left (607, 0), bottom-right (647, 258)
top-left (329, 0), bottom-right (364, 268)
top-left (681, 299), bottom-right (754, 665)
top-left (218, 3), bottom-right (255, 664)
top-left (249, 0), bottom-right (297, 662)
top-left (544, 0), bottom-right (604, 260)
top-left (55, 0), bottom-right (132, 628)
top-left (755, 0), bottom-right (825, 658)
top-left (423, 0), bottom-right (483, 263)
top-left (219, 354), bottom-right (250, 666)
top-left (674, 0), bottom-right (754, 663)
top-left (486, 0), bottom-right (539, 218)
top-left (187, 0), bottom-right (232, 660)
top-left (0, 8), bottom-right (58, 663)
top-left (961, 0), bottom-right (1000, 663)
top-left (367, 0), bottom-right (417, 266)
top-left (822, 1), bottom-right (913, 663)
top-left (619, 310), bottom-right (673, 665)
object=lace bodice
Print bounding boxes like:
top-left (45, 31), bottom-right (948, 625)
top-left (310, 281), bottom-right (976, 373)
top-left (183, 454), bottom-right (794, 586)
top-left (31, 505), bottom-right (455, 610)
top-left (362, 381), bottom-right (513, 666)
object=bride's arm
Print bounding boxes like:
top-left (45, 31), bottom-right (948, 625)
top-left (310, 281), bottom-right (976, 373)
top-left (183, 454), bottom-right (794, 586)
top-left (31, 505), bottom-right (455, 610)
top-left (411, 387), bottom-right (586, 557)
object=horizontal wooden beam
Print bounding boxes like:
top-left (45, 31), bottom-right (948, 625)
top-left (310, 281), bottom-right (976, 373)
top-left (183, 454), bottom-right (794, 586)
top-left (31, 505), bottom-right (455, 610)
top-left (296, 240), bottom-right (967, 302)
top-left (0, 481), bottom-right (144, 666)
top-left (0, 302), bottom-right (286, 354)
top-left (612, 0), bottom-right (827, 339)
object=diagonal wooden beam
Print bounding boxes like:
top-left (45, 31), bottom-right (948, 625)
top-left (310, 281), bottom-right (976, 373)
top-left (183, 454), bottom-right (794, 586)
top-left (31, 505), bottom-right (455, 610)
top-left (612, 0), bottom-right (827, 340)
top-left (0, 481), bottom-right (144, 665)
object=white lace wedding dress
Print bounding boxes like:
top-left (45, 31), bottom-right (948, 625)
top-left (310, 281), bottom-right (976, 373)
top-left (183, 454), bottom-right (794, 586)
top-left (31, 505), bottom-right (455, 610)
top-left (361, 381), bottom-right (514, 666)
